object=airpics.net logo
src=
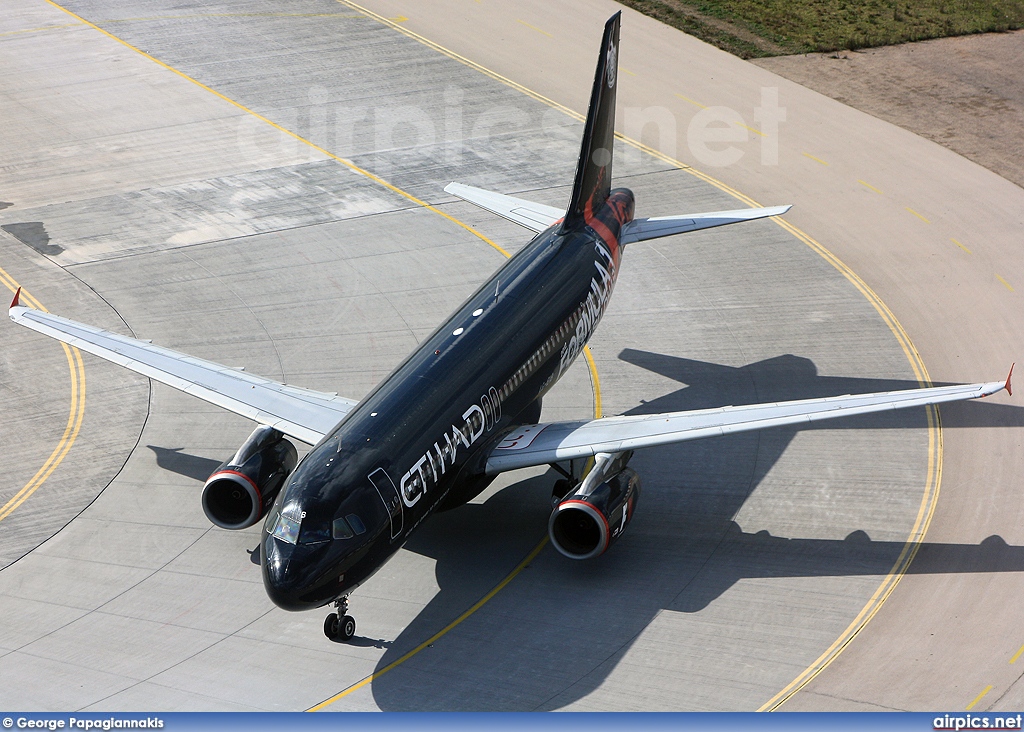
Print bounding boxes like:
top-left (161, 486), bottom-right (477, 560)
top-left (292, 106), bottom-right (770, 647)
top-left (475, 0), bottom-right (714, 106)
top-left (934, 714), bottom-right (1024, 730)
top-left (234, 84), bottom-right (787, 174)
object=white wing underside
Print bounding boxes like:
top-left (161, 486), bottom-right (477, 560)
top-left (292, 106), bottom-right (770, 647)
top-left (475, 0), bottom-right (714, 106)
top-left (10, 301), bottom-right (1008, 469)
top-left (10, 305), bottom-right (356, 445)
top-left (444, 181), bottom-right (791, 242)
top-left (485, 378), bottom-right (1007, 474)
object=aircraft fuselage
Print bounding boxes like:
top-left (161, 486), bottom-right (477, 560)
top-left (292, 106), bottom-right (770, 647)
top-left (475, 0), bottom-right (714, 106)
top-left (261, 189), bottom-right (635, 610)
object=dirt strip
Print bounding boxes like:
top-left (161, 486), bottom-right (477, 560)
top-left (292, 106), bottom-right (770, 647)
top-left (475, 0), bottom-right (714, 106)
top-left (754, 29), bottom-right (1024, 189)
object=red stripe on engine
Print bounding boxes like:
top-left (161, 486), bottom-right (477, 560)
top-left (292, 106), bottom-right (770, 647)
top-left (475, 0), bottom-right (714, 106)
top-left (215, 469), bottom-right (263, 506)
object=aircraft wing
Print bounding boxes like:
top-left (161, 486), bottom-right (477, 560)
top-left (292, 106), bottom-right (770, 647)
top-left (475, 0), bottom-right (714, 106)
top-left (484, 372), bottom-right (1012, 474)
top-left (619, 206), bottom-right (791, 245)
top-left (445, 182), bottom-right (564, 233)
top-left (9, 291), bottom-right (356, 445)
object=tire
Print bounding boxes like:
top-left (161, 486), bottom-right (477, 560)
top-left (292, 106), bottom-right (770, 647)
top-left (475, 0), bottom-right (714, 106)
top-left (340, 614), bottom-right (356, 641)
top-left (324, 613), bottom-right (340, 640)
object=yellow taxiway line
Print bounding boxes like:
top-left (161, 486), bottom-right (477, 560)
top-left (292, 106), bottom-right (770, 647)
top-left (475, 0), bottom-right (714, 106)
top-left (43, 0), bottom-right (510, 260)
top-left (966, 685), bottom-right (993, 711)
top-left (516, 19), bottom-right (553, 38)
top-left (906, 207), bottom-right (931, 224)
top-left (307, 536), bottom-right (551, 710)
top-left (1010, 643), bottom-right (1024, 665)
top-left (951, 238), bottom-right (972, 254)
top-left (0, 268), bottom-right (86, 524)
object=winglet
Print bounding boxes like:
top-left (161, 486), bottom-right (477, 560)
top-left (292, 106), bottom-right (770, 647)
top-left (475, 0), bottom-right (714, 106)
top-left (1007, 363), bottom-right (1014, 397)
top-left (10, 287), bottom-right (21, 309)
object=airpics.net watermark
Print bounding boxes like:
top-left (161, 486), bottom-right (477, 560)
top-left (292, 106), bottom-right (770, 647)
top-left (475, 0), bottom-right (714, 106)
top-left (934, 715), bottom-right (1024, 730)
top-left (235, 85), bottom-right (786, 172)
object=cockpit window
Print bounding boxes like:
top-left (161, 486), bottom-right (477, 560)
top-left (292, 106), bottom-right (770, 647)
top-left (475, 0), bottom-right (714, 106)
top-left (270, 513), bottom-right (300, 545)
top-left (332, 514), bottom-right (366, 540)
top-left (268, 508), bottom-right (326, 545)
top-left (299, 525), bottom-right (330, 545)
top-left (347, 514), bottom-right (366, 535)
top-left (332, 516), bottom-right (354, 539)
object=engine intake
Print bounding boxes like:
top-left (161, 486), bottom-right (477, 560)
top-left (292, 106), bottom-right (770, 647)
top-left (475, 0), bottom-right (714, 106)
top-left (549, 466), bottom-right (640, 559)
top-left (202, 426), bottom-right (297, 530)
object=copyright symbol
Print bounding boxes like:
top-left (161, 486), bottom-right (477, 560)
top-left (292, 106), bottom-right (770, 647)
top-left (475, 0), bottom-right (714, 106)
top-left (3, 718), bottom-right (13, 728)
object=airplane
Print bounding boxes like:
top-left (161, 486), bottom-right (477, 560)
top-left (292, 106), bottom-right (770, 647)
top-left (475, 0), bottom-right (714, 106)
top-left (8, 12), bottom-right (1012, 643)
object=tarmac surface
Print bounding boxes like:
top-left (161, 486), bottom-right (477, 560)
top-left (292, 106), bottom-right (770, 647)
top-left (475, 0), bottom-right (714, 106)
top-left (0, 0), bottom-right (1020, 712)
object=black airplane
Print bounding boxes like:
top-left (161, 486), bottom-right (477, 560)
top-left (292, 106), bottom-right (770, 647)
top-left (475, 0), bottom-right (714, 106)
top-left (9, 13), bottom-right (1010, 643)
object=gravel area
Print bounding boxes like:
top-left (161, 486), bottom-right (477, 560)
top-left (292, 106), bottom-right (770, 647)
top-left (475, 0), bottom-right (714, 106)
top-left (753, 29), bottom-right (1024, 189)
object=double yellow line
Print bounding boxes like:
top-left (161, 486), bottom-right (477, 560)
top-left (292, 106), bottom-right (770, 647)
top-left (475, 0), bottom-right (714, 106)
top-left (0, 267), bottom-right (86, 523)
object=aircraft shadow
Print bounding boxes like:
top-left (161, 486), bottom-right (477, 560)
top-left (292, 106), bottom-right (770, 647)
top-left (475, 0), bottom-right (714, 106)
top-left (367, 482), bottom-right (1024, 710)
top-left (619, 349), bottom-right (1023, 429)
top-left (363, 353), bottom-right (1020, 710)
top-left (147, 446), bottom-right (221, 483)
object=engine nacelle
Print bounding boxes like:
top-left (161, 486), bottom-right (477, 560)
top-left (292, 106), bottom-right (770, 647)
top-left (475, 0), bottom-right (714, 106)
top-left (549, 467), bottom-right (641, 559)
top-left (202, 426), bottom-right (297, 530)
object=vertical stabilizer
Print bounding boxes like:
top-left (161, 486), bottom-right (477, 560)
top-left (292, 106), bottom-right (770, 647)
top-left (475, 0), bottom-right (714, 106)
top-left (561, 12), bottom-right (621, 232)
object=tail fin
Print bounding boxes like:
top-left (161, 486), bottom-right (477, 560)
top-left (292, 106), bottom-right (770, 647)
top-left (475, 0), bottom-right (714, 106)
top-left (561, 12), bottom-right (621, 233)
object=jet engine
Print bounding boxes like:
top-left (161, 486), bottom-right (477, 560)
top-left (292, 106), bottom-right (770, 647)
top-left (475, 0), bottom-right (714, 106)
top-left (548, 452), bottom-right (641, 560)
top-left (202, 425), bottom-right (297, 530)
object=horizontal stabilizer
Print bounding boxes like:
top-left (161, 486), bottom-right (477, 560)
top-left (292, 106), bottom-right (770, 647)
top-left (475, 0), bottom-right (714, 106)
top-left (445, 182), bottom-right (563, 233)
top-left (619, 205), bottom-right (791, 245)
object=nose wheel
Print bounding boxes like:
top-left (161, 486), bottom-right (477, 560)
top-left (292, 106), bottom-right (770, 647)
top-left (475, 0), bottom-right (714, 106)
top-left (324, 597), bottom-right (356, 642)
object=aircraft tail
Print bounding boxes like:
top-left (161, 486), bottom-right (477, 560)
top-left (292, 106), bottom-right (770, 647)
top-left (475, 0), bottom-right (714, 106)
top-left (561, 12), bottom-right (621, 233)
top-left (445, 13), bottom-right (792, 244)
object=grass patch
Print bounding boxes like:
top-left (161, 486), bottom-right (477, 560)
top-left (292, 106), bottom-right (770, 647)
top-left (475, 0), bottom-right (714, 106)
top-left (618, 0), bottom-right (1024, 57)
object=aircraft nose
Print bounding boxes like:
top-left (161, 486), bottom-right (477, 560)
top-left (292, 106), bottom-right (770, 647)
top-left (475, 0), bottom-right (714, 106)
top-left (260, 537), bottom-right (328, 611)
top-left (262, 561), bottom-right (309, 611)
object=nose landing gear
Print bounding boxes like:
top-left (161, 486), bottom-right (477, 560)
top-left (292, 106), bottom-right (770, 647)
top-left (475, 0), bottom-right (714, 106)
top-left (324, 597), bottom-right (356, 642)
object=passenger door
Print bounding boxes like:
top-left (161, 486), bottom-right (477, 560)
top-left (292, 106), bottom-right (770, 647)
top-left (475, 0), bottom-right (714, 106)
top-left (368, 468), bottom-right (404, 540)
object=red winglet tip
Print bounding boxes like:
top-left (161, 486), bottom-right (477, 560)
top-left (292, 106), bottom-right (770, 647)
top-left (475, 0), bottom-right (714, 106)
top-left (10, 287), bottom-right (21, 309)
top-left (1007, 363), bottom-right (1014, 397)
